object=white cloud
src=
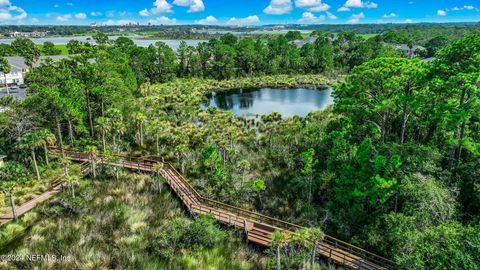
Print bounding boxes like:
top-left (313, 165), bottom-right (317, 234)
top-left (347, 12), bottom-right (364, 24)
top-left (119, 11), bottom-right (128, 16)
top-left (188, 0), bottom-right (204, 13)
top-left (298, 11), bottom-right (325, 23)
top-left (173, 0), bottom-right (204, 13)
top-left (106, 11), bottom-right (115, 17)
top-left (148, 16), bottom-right (178, 25)
top-left (195, 15), bottom-right (218, 24)
top-left (172, 0), bottom-right (189, 5)
top-left (339, 0), bottom-right (377, 11)
top-left (326, 11), bottom-right (337, 19)
top-left (382, 13), bottom-right (398, 18)
top-left (452, 5), bottom-right (475, 11)
top-left (30, 17), bottom-right (39, 23)
top-left (404, 19), bottom-right (413, 23)
top-left (151, 0), bottom-right (173, 14)
top-left (345, 0), bottom-right (377, 8)
top-left (90, 11), bottom-right (102, 16)
top-left (0, 4), bottom-right (27, 21)
top-left (67, 2), bottom-right (73, 6)
top-left (139, 8), bottom-right (150, 16)
top-left (295, 0), bottom-right (330, 12)
top-left (264, 0), bottom-right (292, 15)
top-left (227, 15), bottom-right (260, 25)
top-left (56, 14), bottom-right (72, 22)
top-left (75, 13), bottom-right (87, 19)
top-left (437, 9), bottom-right (446, 16)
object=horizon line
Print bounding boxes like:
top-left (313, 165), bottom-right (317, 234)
top-left (0, 21), bottom-right (479, 27)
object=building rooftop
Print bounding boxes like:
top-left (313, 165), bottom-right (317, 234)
top-left (391, 44), bottom-right (426, 51)
top-left (5, 55), bottom-right (74, 72)
top-left (292, 37), bottom-right (317, 47)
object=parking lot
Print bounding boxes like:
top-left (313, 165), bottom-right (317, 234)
top-left (0, 86), bottom-right (27, 99)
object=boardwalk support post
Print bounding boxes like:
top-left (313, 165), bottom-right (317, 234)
top-left (47, 148), bottom-right (395, 270)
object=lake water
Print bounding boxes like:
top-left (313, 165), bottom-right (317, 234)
top-left (0, 36), bottom-right (206, 50)
top-left (203, 87), bottom-right (334, 118)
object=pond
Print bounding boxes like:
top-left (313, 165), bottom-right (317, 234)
top-left (202, 87), bottom-right (334, 118)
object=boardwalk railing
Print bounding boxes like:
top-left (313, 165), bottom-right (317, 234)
top-left (0, 160), bottom-right (91, 226)
top-left (56, 148), bottom-right (395, 270)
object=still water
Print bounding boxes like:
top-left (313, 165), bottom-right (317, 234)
top-left (0, 36), bottom-right (206, 50)
top-left (203, 87), bottom-right (334, 118)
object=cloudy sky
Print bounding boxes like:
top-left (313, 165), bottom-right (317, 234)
top-left (1, 0), bottom-right (479, 25)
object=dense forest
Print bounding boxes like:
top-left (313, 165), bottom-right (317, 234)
top-left (0, 22), bottom-right (476, 36)
top-left (0, 27), bottom-right (479, 269)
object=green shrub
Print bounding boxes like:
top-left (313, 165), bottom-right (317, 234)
top-left (188, 214), bottom-right (227, 248)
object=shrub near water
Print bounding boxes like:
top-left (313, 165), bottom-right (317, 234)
top-left (1, 173), bottom-right (263, 269)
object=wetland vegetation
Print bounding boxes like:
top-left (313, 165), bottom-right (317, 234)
top-left (0, 28), bottom-right (479, 269)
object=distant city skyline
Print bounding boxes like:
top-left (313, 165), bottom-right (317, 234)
top-left (1, 0), bottom-right (479, 26)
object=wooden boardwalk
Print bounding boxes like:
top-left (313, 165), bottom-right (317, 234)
top-left (62, 149), bottom-right (395, 270)
top-left (0, 162), bottom-right (90, 226)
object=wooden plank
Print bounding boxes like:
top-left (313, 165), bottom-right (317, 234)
top-left (55, 150), bottom-right (393, 270)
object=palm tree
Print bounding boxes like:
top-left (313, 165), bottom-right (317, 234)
top-left (18, 131), bottom-right (43, 181)
top-left (175, 144), bottom-right (189, 174)
top-left (107, 108), bottom-right (125, 152)
top-left (238, 159), bottom-right (251, 185)
top-left (105, 151), bottom-right (120, 181)
top-left (132, 111), bottom-right (147, 147)
top-left (139, 80), bottom-right (151, 97)
top-left (294, 227), bottom-right (324, 269)
top-left (85, 145), bottom-right (98, 178)
top-left (271, 230), bottom-right (291, 270)
top-left (307, 228), bottom-right (324, 269)
top-left (23, 46), bottom-right (41, 69)
top-left (113, 122), bottom-right (126, 153)
top-left (0, 162), bottom-right (27, 220)
top-left (67, 174), bottom-right (79, 198)
top-left (0, 57), bottom-right (11, 95)
top-left (147, 119), bottom-right (170, 156)
top-left (59, 156), bottom-right (71, 180)
top-left (37, 129), bottom-right (56, 166)
top-left (95, 117), bottom-right (110, 152)
top-left (250, 178), bottom-right (266, 210)
top-left (153, 163), bottom-right (164, 192)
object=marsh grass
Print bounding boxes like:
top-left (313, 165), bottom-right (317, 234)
top-left (0, 173), bottom-right (264, 269)
top-left (0, 162), bottom-right (72, 216)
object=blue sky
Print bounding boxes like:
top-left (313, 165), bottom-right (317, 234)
top-left (1, 0), bottom-right (480, 25)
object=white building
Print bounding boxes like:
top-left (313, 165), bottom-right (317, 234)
top-left (0, 56), bottom-right (28, 86)
top-left (1, 55), bottom-right (72, 87)
top-left (0, 70), bottom-right (23, 85)
top-left (7, 31), bottom-right (48, 38)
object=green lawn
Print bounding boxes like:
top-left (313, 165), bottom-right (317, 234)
top-left (35, 44), bottom-right (69, 55)
top-left (357, 33), bottom-right (379, 39)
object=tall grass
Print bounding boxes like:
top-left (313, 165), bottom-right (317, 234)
top-left (0, 173), bottom-right (264, 269)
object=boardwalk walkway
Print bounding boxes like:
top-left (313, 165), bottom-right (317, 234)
top-left (62, 149), bottom-right (395, 270)
top-left (0, 162), bottom-right (89, 226)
